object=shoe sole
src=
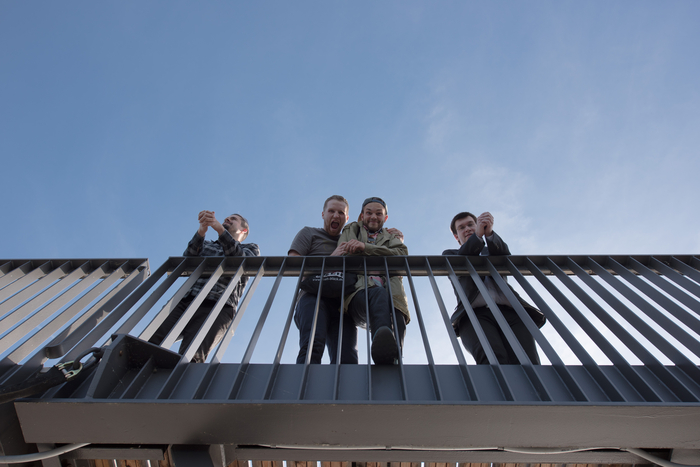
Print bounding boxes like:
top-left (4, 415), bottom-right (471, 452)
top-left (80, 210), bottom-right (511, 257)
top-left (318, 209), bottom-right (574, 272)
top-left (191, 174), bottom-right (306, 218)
top-left (371, 326), bottom-right (399, 365)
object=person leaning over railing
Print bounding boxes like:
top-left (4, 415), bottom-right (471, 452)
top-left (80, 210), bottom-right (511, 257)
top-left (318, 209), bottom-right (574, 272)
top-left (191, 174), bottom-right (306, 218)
top-left (443, 211), bottom-right (545, 365)
top-left (337, 197), bottom-right (410, 365)
top-left (288, 195), bottom-right (358, 364)
top-left (149, 210), bottom-right (260, 362)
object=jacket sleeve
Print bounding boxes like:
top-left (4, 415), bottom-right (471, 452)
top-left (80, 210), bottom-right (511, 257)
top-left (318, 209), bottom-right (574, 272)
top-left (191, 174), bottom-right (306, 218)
top-left (455, 234), bottom-right (486, 256)
top-left (484, 231), bottom-right (511, 256)
top-left (338, 227), bottom-right (351, 245)
top-left (241, 243), bottom-right (261, 257)
top-left (184, 232), bottom-right (205, 256)
top-left (364, 241), bottom-right (408, 256)
top-left (217, 230), bottom-right (252, 256)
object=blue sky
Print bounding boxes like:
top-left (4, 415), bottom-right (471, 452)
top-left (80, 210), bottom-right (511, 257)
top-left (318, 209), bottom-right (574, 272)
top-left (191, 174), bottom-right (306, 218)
top-left (2, 1), bottom-right (699, 264)
top-left (2, 2), bottom-right (700, 363)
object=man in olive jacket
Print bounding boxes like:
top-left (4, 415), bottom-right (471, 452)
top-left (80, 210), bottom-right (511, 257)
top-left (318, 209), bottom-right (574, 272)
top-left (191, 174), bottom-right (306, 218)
top-left (337, 197), bottom-right (410, 365)
top-left (443, 211), bottom-right (545, 365)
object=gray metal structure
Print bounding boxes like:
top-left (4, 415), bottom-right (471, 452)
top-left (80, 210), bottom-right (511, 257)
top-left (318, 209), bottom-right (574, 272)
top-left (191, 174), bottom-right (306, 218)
top-left (1, 255), bottom-right (700, 467)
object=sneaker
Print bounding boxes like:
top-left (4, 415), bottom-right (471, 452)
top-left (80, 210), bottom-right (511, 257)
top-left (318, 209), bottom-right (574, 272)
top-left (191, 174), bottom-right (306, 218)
top-left (371, 326), bottom-right (399, 365)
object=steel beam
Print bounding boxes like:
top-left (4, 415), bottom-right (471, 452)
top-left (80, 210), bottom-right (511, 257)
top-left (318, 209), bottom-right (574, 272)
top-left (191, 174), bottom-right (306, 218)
top-left (15, 399), bottom-right (700, 450)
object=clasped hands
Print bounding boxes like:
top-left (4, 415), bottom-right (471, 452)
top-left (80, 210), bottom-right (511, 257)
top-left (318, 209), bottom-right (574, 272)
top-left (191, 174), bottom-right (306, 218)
top-left (197, 210), bottom-right (225, 237)
top-left (475, 212), bottom-right (494, 238)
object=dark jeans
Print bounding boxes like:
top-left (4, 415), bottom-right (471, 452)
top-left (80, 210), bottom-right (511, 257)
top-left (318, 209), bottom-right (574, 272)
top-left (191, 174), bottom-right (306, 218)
top-left (347, 286), bottom-right (406, 351)
top-left (458, 305), bottom-right (540, 365)
top-left (149, 295), bottom-right (234, 363)
top-left (294, 293), bottom-right (358, 364)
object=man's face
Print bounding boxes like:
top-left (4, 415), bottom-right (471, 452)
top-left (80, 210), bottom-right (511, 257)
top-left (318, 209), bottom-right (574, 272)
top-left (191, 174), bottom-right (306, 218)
top-left (322, 200), bottom-right (349, 236)
top-left (360, 202), bottom-right (388, 233)
top-left (454, 215), bottom-right (477, 245)
top-left (223, 215), bottom-right (246, 239)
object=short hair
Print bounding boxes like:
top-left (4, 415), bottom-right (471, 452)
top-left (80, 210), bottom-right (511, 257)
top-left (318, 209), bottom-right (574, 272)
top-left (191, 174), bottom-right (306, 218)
top-left (323, 195), bottom-right (349, 212)
top-left (450, 212), bottom-right (477, 235)
top-left (232, 213), bottom-right (250, 240)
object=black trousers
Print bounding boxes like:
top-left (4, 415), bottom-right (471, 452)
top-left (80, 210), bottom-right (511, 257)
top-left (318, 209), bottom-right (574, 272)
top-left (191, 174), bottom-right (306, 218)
top-left (347, 286), bottom-right (406, 350)
top-left (149, 295), bottom-right (234, 363)
top-left (294, 293), bottom-right (358, 364)
top-left (458, 305), bottom-right (539, 365)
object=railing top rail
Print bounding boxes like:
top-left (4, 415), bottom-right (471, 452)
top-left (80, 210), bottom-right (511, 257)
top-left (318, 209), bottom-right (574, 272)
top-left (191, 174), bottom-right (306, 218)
top-left (163, 254), bottom-right (700, 277)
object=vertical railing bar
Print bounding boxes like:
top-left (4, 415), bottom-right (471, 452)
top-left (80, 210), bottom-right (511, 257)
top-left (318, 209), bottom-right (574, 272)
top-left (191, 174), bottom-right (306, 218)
top-left (566, 258), bottom-right (697, 401)
top-left (490, 260), bottom-right (563, 366)
top-left (134, 259), bottom-right (214, 342)
top-left (430, 258), bottom-right (478, 401)
top-left (182, 259), bottom-right (251, 363)
top-left (653, 257), bottom-right (700, 300)
top-left (383, 257), bottom-right (407, 401)
top-left (333, 257), bottom-right (348, 401)
top-left (64, 259), bottom-right (181, 359)
top-left (606, 257), bottom-right (700, 337)
top-left (232, 259), bottom-right (283, 367)
top-left (467, 260), bottom-right (537, 367)
top-left (574, 258), bottom-right (700, 381)
top-left (588, 257), bottom-right (700, 386)
top-left (404, 257), bottom-right (443, 401)
top-left (464, 259), bottom-right (550, 401)
top-left (485, 259), bottom-right (574, 401)
top-left (263, 258), bottom-right (307, 400)
top-left (502, 259), bottom-right (590, 401)
top-left (212, 259), bottom-right (265, 365)
top-left (0, 261), bottom-right (96, 354)
top-left (628, 257), bottom-right (700, 314)
top-left (444, 258), bottom-right (501, 366)
top-left (557, 258), bottom-right (664, 366)
top-left (203, 263), bottom-right (264, 398)
top-left (0, 261), bottom-right (52, 303)
top-left (669, 256), bottom-right (700, 290)
top-left (444, 256), bottom-right (514, 402)
top-left (48, 264), bottom-right (149, 362)
top-left (218, 262), bottom-right (268, 399)
top-left (160, 263), bottom-right (227, 351)
top-left (545, 257), bottom-right (661, 402)
top-left (297, 258), bottom-right (327, 401)
top-left (363, 258), bottom-right (372, 401)
top-left (517, 258), bottom-right (624, 401)
top-left (0, 262), bottom-right (74, 329)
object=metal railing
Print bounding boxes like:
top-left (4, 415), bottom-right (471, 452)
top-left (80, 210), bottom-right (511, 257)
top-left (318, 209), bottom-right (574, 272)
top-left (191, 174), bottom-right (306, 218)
top-left (2, 255), bottom-right (700, 465)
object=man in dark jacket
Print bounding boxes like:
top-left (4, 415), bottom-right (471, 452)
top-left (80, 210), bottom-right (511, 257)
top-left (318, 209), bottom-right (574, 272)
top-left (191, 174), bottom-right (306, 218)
top-left (442, 211), bottom-right (545, 365)
top-left (149, 210), bottom-right (260, 363)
